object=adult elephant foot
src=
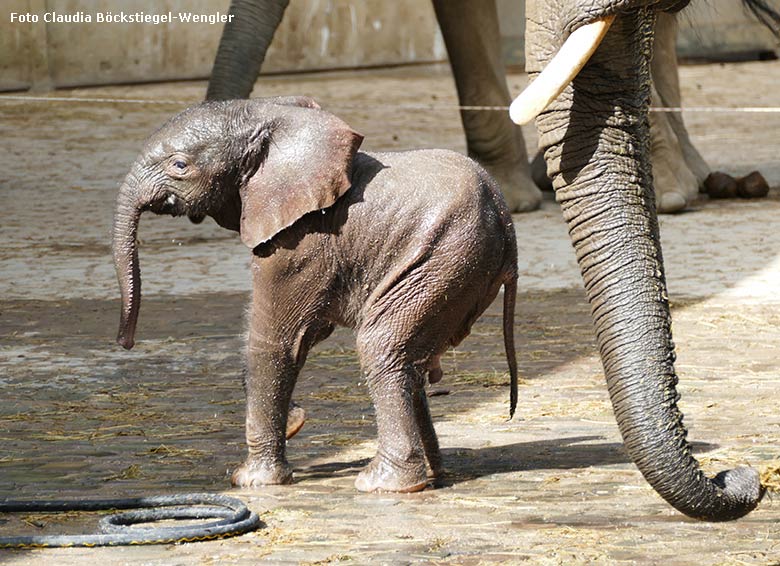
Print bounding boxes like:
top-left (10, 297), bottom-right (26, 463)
top-left (648, 98), bottom-right (771, 209)
top-left (650, 88), bottom-right (702, 213)
top-left (529, 11), bottom-right (771, 215)
top-left (354, 454), bottom-right (428, 493)
top-left (482, 158), bottom-right (543, 212)
top-left (231, 458), bottom-right (294, 487)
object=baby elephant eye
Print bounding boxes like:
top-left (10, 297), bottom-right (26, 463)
top-left (167, 156), bottom-right (193, 177)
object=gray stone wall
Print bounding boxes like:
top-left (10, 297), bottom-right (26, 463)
top-left (2, 0), bottom-right (777, 92)
top-left (676, 1), bottom-right (779, 60)
top-left (495, 0), bottom-right (779, 67)
top-left (1, 0), bottom-right (445, 91)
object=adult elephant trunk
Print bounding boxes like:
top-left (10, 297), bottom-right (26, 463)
top-left (112, 171), bottom-right (147, 350)
top-left (527, 10), bottom-right (763, 520)
top-left (206, 0), bottom-right (290, 101)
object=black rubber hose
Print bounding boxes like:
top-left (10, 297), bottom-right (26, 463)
top-left (0, 493), bottom-right (262, 548)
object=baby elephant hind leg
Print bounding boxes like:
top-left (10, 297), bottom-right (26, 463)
top-left (354, 271), bottom-right (507, 492)
top-left (414, 389), bottom-right (444, 481)
top-left (353, 346), bottom-right (430, 493)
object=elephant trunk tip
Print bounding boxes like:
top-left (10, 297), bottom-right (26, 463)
top-left (116, 300), bottom-right (139, 350)
top-left (704, 466), bottom-right (765, 521)
top-left (653, 463), bottom-right (764, 521)
top-left (117, 332), bottom-right (135, 350)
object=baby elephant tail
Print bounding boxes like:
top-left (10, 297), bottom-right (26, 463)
top-left (503, 274), bottom-right (519, 419)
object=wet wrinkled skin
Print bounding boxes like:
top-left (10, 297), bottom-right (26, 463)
top-left (112, 97), bottom-right (518, 493)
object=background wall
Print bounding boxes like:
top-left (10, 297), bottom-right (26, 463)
top-left (496, 0), bottom-right (780, 67)
top-left (676, 1), bottom-right (779, 60)
top-left (1, 0), bottom-right (777, 92)
top-left (1, 0), bottom-right (445, 91)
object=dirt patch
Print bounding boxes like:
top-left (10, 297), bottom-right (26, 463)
top-left (2, 290), bottom-right (779, 564)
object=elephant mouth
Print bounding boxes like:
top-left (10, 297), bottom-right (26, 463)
top-left (147, 193), bottom-right (188, 217)
top-left (147, 193), bottom-right (209, 224)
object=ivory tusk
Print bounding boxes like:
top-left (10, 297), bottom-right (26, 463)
top-left (509, 15), bottom-right (616, 125)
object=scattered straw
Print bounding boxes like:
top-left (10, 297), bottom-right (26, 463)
top-left (760, 462), bottom-right (780, 493)
top-left (449, 370), bottom-right (516, 388)
top-left (103, 464), bottom-right (142, 482)
top-left (144, 444), bottom-right (207, 458)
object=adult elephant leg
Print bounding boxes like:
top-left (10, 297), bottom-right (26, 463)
top-left (649, 84), bottom-right (699, 212)
top-left (527, 8), bottom-right (763, 520)
top-left (650, 12), bottom-right (708, 212)
top-left (432, 0), bottom-right (542, 212)
top-left (206, 0), bottom-right (290, 100)
top-left (652, 13), bottom-right (710, 184)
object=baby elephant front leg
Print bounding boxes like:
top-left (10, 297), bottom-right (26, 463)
top-left (232, 338), bottom-right (297, 487)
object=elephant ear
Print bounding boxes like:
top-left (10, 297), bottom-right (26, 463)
top-left (205, 96), bottom-right (327, 233)
top-left (238, 105), bottom-right (363, 250)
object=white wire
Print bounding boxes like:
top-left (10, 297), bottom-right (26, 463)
top-left (1, 94), bottom-right (779, 113)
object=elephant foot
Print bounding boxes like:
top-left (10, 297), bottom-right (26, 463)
top-left (650, 114), bottom-right (700, 214)
top-left (354, 453), bottom-right (428, 493)
top-left (657, 191), bottom-right (690, 214)
top-left (482, 160), bottom-right (542, 213)
top-left (649, 86), bottom-right (712, 213)
top-left (285, 402), bottom-right (306, 440)
top-left (427, 467), bottom-right (444, 481)
top-left (653, 144), bottom-right (699, 213)
top-left (231, 458), bottom-right (293, 487)
top-left (421, 433), bottom-right (444, 480)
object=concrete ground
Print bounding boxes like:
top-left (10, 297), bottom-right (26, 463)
top-left (1, 60), bottom-right (780, 565)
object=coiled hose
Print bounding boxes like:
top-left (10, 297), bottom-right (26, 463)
top-left (0, 493), bottom-right (261, 548)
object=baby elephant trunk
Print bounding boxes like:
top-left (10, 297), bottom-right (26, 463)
top-left (112, 175), bottom-right (144, 350)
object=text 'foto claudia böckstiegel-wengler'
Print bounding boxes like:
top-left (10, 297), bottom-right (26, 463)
top-left (8, 11), bottom-right (234, 25)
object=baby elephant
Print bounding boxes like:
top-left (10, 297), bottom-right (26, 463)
top-left (113, 97), bottom-right (518, 493)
